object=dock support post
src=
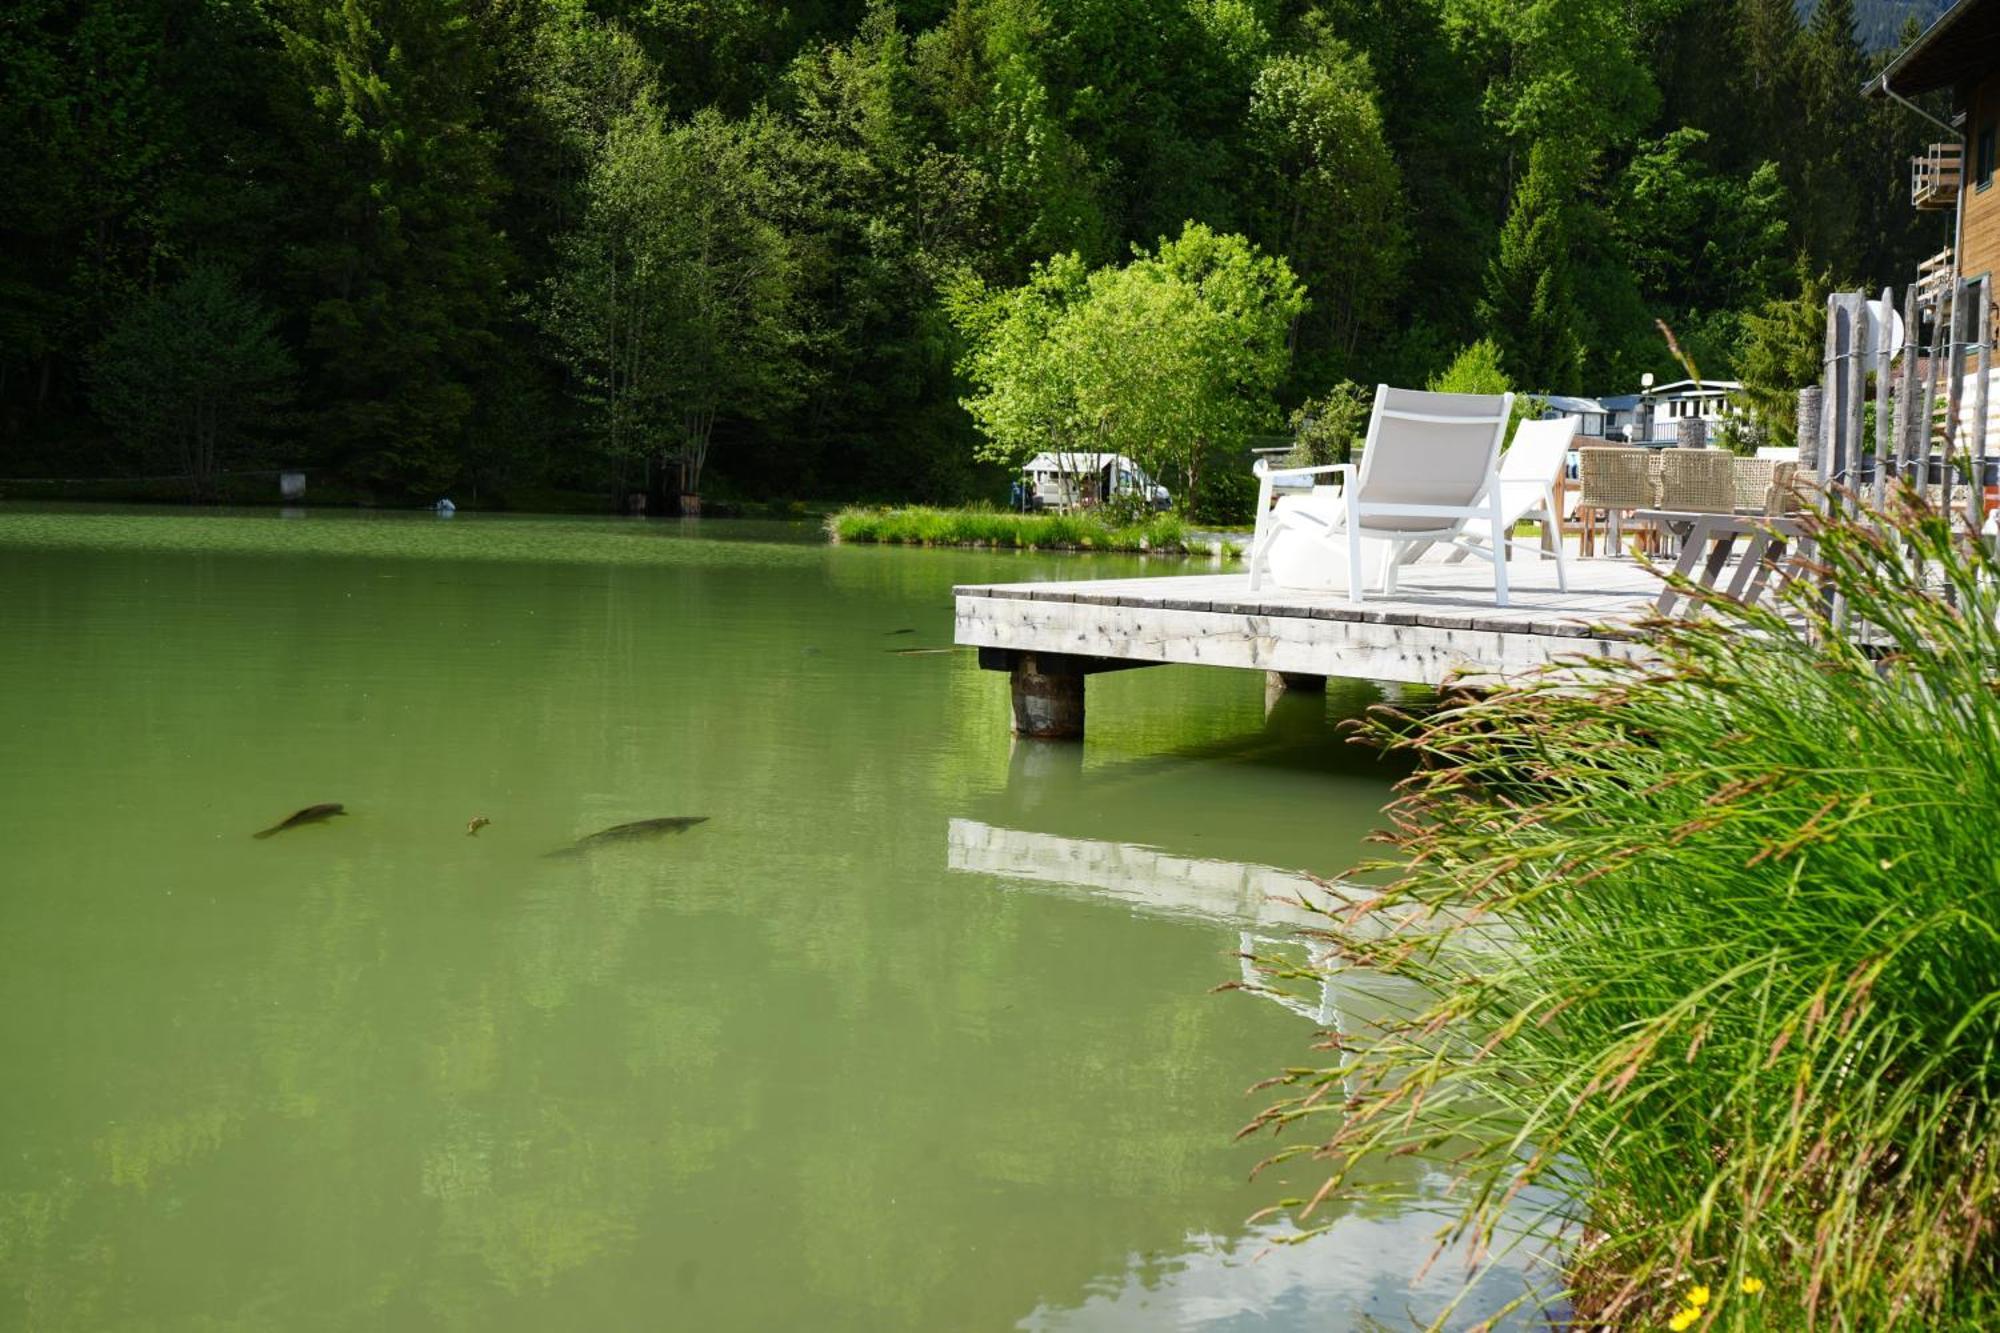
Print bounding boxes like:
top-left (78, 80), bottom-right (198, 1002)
top-left (1010, 654), bottom-right (1085, 739)
top-left (1265, 671), bottom-right (1326, 714)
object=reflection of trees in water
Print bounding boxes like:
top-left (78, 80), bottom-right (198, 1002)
top-left (0, 548), bottom-right (1369, 1330)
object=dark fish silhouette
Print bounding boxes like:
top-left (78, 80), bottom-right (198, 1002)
top-left (253, 803), bottom-right (347, 839)
top-left (884, 628), bottom-right (916, 635)
top-left (544, 816), bottom-right (709, 858)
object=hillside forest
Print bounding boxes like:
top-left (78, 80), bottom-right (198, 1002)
top-left (0, 0), bottom-right (1956, 515)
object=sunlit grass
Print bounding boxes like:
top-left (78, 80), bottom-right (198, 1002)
top-left (827, 504), bottom-right (1213, 554)
top-left (1244, 494), bottom-right (2000, 1328)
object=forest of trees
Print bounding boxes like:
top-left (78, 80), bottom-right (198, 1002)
top-left (0, 0), bottom-right (1954, 513)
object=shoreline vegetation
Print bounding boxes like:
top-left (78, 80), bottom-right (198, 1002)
top-left (827, 506), bottom-right (1243, 557)
top-left (1246, 497), bottom-right (2000, 1328)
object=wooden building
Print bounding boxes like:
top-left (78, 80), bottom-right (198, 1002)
top-left (1873, 0), bottom-right (2000, 296)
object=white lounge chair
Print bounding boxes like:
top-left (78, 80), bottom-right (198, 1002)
top-left (1248, 386), bottom-right (1515, 606)
top-left (1440, 415), bottom-right (1576, 591)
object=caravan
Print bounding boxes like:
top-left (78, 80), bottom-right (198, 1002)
top-left (1016, 452), bottom-right (1172, 512)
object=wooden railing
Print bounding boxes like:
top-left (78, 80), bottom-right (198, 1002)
top-left (1916, 248), bottom-right (1955, 309)
top-left (1912, 143), bottom-right (1963, 211)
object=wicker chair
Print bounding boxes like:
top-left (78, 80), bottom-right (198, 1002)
top-left (1765, 461), bottom-right (1803, 515)
top-left (1657, 449), bottom-right (1735, 515)
top-left (1732, 459), bottom-right (1775, 513)
top-left (1576, 445), bottom-right (1656, 556)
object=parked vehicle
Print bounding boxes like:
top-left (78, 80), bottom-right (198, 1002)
top-left (1019, 453), bottom-right (1171, 511)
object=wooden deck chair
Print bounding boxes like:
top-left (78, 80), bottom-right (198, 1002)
top-left (1248, 386), bottom-right (1516, 606)
top-left (1440, 415), bottom-right (1576, 592)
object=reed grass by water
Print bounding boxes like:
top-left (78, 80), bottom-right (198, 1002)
top-left (827, 505), bottom-right (1220, 554)
top-left (1245, 496), bottom-right (2000, 1329)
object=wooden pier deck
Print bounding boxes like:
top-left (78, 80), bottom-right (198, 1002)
top-left (954, 557), bottom-right (1671, 735)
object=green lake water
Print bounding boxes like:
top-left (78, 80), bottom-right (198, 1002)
top-left (0, 508), bottom-right (1547, 1331)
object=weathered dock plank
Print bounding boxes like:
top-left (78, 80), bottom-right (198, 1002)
top-left (955, 559), bottom-right (1665, 727)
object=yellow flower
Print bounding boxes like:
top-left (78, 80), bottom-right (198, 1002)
top-left (1687, 1284), bottom-right (1711, 1307)
top-left (1740, 1276), bottom-right (1765, 1295)
top-left (1668, 1308), bottom-right (1700, 1331)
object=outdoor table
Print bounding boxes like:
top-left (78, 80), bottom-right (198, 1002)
top-left (1633, 510), bottom-right (1806, 618)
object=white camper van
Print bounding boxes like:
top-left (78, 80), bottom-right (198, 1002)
top-left (1018, 453), bottom-right (1172, 511)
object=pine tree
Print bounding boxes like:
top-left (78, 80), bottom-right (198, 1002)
top-left (1480, 142), bottom-right (1584, 395)
top-left (1794, 0), bottom-right (1866, 280)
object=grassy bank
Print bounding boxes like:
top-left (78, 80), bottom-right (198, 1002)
top-left (1247, 499), bottom-right (2000, 1328)
top-left (827, 505), bottom-right (1236, 555)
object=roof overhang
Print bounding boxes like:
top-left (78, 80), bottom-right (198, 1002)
top-left (1868, 0), bottom-right (1999, 100)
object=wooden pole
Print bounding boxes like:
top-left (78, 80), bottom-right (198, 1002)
top-left (1846, 292), bottom-right (1868, 503)
top-left (1943, 280), bottom-right (1965, 520)
top-left (1899, 283), bottom-right (1922, 488)
top-left (1796, 386), bottom-right (1823, 480)
top-left (1818, 295), bottom-right (1844, 494)
top-left (1009, 653), bottom-right (1085, 739)
top-left (1922, 296), bottom-right (1945, 499)
top-left (1875, 287), bottom-right (1894, 511)
top-left (1972, 277), bottom-right (1992, 529)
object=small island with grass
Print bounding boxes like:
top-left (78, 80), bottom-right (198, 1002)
top-left (827, 504), bottom-right (1242, 556)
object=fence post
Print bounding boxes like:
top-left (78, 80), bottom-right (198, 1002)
top-left (1944, 281), bottom-right (1966, 519)
top-left (1874, 288), bottom-right (1894, 511)
top-left (1797, 386), bottom-right (1822, 477)
top-left (1973, 276), bottom-right (1992, 530)
top-left (1819, 294), bottom-right (1850, 493)
top-left (1899, 283), bottom-right (1922, 487)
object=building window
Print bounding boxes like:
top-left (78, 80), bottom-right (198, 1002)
top-left (1981, 124), bottom-right (1997, 191)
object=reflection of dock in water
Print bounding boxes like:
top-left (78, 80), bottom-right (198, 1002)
top-left (947, 816), bottom-right (1353, 933)
top-left (947, 818), bottom-right (1421, 1030)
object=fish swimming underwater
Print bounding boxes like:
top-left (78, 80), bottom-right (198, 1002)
top-left (543, 816), bottom-right (709, 858)
top-left (466, 816), bottom-right (490, 836)
top-left (253, 803), bottom-right (347, 839)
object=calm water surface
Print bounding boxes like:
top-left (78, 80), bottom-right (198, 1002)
top-left (0, 508), bottom-right (1545, 1330)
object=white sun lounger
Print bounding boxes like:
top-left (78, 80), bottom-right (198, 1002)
top-left (1248, 386), bottom-right (1516, 606)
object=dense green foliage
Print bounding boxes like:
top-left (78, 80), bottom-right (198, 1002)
top-left (88, 265), bottom-right (294, 498)
top-left (1246, 499), bottom-right (2000, 1326)
top-left (0, 0), bottom-right (1951, 506)
top-left (947, 224), bottom-right (1304, 515)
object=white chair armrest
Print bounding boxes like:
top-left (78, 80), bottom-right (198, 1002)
top-left (1256, 462), bottom-right (1356, 483)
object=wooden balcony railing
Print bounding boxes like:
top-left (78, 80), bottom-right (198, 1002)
top-left (1912, 142), bottom-right (1963, 211)
top-left (1915, 248), bottom-right (1955, 308)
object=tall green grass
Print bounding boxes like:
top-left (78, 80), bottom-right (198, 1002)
top-left (1244, 497), bottom-right (2000, 1328)
top-left (826, 504), bottom-right (1208, 554)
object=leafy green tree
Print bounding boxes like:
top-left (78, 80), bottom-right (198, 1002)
top-left (543, 105), bottom-right (799, 502)
top-left (774, 1), bottom-right (990, 498)
top-left (1246, 39), bottom-right (1406, 382)
top-left (0, 0), bottom-right (206, 432)
top-left (950, 224), bottom-right (1302, 514)
top-left (1427, 336), bottom-right (1540, 436)
top-left (1287, 383), bottom-right (1372, 466)
top-left (265, 0), bottom-right (514, 494)
top-left (1614, 130), bottom-right (1789, 315)
top-left (943, 250), bottom-right (1094, 473)
top-left (89, 266), bottom-right (295, 497)
top-left (913, 0), bottom-right (1107, 276)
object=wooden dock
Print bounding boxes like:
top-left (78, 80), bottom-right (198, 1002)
top-left (955, 556), bottom-right (1667, 736)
